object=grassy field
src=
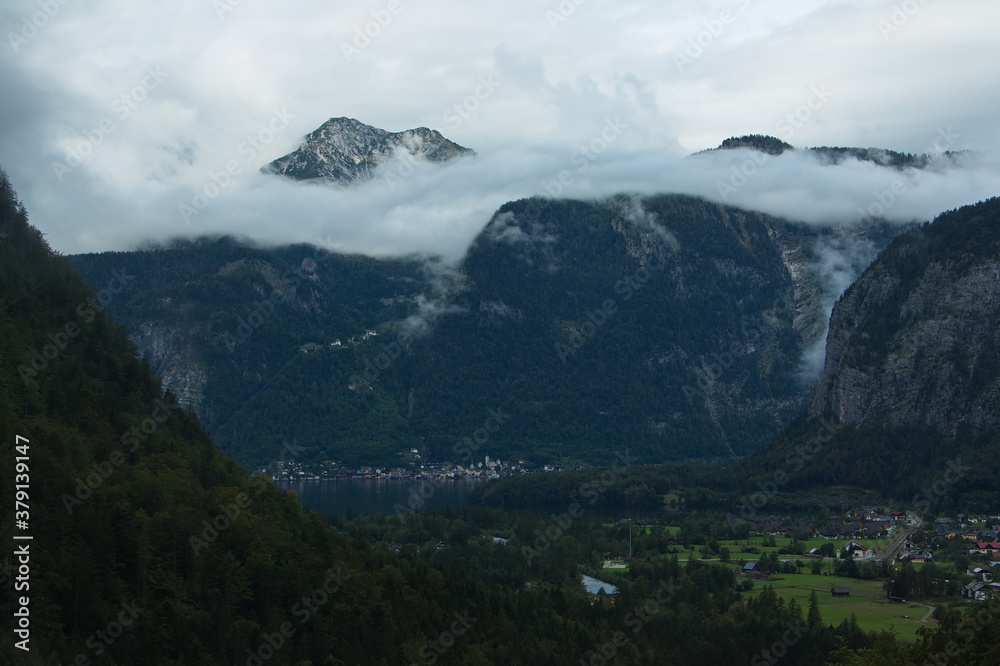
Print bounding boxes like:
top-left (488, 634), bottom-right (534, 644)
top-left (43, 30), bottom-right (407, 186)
top-left (742, 573), bottom-right (933, 642)
top-left (657, 532), bottom-right (891, 563)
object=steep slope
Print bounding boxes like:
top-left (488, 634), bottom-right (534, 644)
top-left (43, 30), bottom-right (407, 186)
top-left (263, 117), bottom-right (474, 185)
top-left (393, 195), bottom-right (902, 466)
top-left (0, 169), bottom-right (663, 665)
top-left (68, 239), bottom-right (432, 467)
top-left (70, 195), bottom-right (903, 469)
top-left (811, 197), bottom-right (1000, 435)
top-left (743, 198), bottom-right (1000, 504)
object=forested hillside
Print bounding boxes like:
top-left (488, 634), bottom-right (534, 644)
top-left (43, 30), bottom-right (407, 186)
top-left (0, 170), bottom-right (659, 664)
top-left (3, 170), bottom-right (995, 663)
top-left (71, 194), bottom-right (903, 469)
top-left (741, 198), bottom-right (1000, 506)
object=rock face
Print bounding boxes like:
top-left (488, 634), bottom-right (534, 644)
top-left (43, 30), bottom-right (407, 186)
top-left (69, 195), bottom-right (910, 468)
top-left (263, 117), bottom-right (475, 185)
top-left (393, 195), bottom-right (906, 465)
top-left (810, 197), bottom-right (1000, 439)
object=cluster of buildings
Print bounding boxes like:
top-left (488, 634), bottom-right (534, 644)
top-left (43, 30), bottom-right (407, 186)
top-left (268, 455), bottom-right (536, 481)
top-left (815, 509), bottom-right (910, 539)
top-left (733, 508), bottom-right (911, 540)
top-left (964, 564), bottom-right (1000, 601)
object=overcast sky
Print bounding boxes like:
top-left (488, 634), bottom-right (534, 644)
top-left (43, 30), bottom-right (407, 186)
top-left (1, 0), bottom-right (998, 259)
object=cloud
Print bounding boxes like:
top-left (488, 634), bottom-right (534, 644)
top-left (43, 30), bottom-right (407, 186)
top-left (0, 0), bottom-right (997, 263)
top-left (620, 195), bottom-right (679, 252)
top-left (398, 258), bottom-right (468, 341)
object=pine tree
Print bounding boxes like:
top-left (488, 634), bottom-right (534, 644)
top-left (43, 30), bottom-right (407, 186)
top-left (808, 590), bottom-right (822, 628)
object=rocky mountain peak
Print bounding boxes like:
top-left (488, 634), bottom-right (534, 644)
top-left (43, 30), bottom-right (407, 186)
top-left (262, 117), bottom-right (475, 185)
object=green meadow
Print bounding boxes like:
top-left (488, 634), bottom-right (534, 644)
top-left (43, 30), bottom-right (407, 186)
top-left (741, 573), bottom-right (934, 642)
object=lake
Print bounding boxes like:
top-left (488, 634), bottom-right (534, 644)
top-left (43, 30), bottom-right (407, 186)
top-left (276, 477), bottom-right (483, 516)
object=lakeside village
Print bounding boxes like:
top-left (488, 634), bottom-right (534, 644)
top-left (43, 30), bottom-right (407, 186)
top-left (266, 444), bottom-right (1000, 596)
top-left (266, 451), bottom-right (556, 483)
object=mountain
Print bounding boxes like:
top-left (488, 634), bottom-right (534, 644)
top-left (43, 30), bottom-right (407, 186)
top-left (0, 168), bottom-right (679, 664)
top-left (70, 195), bottom-right (905, 469)
top-left (701, 134), bottom-right (965, 170)
top-left (68, 238), bottom-right (435, 467)
top-left (0, 169), bottom-right (430, 661)
top-left (743, 197), bottom-right (1000, 505)
top-left (711, 134), bottom-right (793, 155)
top-left (262, 117), bottom-right (475, 185)
top-left (390, 195), bottom-right (906, 466)
top-left (3, 166), bottom-right (992, 665)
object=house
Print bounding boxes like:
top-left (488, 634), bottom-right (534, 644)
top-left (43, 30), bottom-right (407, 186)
top-left (964, 581), bottom-right (989, 601)
top-left (844, 540), bottom-right (874, 560)
top-left (831, 588), bottom-right (851, 598)
top-left (969, 565), bottom-right (993, 581)
top-left (742, 563), bottom-right (758, 573)
top-left (971, 542), bottom-right (1000, 556)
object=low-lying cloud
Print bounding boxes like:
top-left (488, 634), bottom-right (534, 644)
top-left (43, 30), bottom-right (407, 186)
top-left (12, 130), bottom-right (1000, 265)
top-left (1, 0), bottom-right (997, 263)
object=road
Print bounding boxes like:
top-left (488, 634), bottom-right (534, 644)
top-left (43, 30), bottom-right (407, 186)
top-left (875, 512), bottom-right (923, 563)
